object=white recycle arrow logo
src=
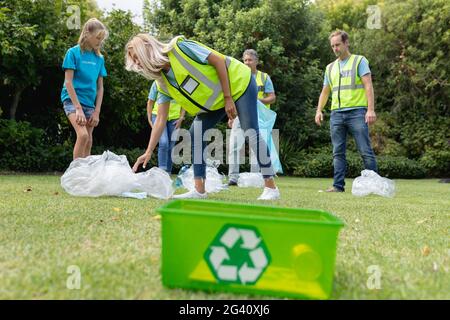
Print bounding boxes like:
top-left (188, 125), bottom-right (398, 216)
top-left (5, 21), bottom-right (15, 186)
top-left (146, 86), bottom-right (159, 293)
top-left (205, 226), bottom-right (270, 285)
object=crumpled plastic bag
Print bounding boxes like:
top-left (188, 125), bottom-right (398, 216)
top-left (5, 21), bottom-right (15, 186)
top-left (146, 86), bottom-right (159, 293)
top-left (60, 151), bottom-right (174, 199)
top-left (229, 101), bottom-right (283, 173)
top-left (135, 167), bottom-right (174, 199)
top-left (176, 159), bottom-right (227, 193)
top-left (237, 172), bottom-right (264, 188)
top-left (351, 170), bottom-right (395, 198)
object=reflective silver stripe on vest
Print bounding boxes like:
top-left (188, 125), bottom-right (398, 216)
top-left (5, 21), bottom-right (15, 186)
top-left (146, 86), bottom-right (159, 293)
top-left (225, 56), bottom-right (231, 68)
top-left (171, 48), bottom-right (228, 110)
top-left (332, 84), bottom-right (365, 92)
top-left (328, 60), bottom-right (336, 88)
top-left (351, 55), bottom-right (360, 89)
top-left (331, 55), bottom-right (364, 92)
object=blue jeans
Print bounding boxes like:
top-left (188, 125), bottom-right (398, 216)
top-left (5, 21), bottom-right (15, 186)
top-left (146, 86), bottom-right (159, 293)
top-left (152, 114), bottom-right (177, 174)
top-left (63, 100), bottom-right (95, 119)
top-left (330, 108), bottom-right (377, 191)
top-left (190, 76), bottom-right (274, 179)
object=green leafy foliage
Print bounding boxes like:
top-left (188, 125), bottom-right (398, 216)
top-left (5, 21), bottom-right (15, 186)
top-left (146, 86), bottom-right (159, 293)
top-left (293, 147), bottom-right (427, 178)
top-left (0, 0), bottom-right (448, 177)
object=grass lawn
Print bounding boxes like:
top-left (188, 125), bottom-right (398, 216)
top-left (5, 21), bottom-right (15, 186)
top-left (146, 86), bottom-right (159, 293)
top-left (0, 175), bottom-right (448, 299)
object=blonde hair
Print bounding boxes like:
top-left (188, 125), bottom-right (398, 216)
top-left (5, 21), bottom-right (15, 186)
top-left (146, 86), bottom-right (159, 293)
top-left (125, 34), bottom-right (183, 82)
top-left (78, 18), bottom-right (108, 56)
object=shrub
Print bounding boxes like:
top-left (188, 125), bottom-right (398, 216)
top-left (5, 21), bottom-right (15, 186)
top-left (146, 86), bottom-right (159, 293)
top-left (293, 148), bottom-right (427, 178)
top-left (0, 119), bottom-right (48, 171)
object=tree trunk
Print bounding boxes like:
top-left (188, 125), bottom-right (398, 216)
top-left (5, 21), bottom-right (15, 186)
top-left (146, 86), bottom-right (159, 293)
top-left (10, 85), bottom-right (24, 120)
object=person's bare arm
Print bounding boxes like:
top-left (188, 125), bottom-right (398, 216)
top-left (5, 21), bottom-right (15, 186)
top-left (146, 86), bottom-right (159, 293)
top-left (88, 76), bottom-right (104, 127)
top-left (259, 92), bottom-right (276, 105)
top-left (315, 85), bottom-right (331, 126)
top-left (361, 74), bottom-right (376, 125)
top-left (147, 99), bottom-right (155, 128)
top-left (133, 101), bottom-right (170, 171)
top-left (64, 69), bottom-right (86, 126)
top-left (208, 52), bottom-right (237, 120)
top-left (175, 108), bottom-right (186, 129)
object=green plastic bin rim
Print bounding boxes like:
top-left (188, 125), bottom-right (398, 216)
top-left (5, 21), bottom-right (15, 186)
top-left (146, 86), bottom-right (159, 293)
top-left (157, 199), bottom-right (345, 228)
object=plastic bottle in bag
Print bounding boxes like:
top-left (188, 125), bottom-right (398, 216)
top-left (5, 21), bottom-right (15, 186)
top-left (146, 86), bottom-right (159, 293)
top-left (175, 165), bottom-right (190, 188)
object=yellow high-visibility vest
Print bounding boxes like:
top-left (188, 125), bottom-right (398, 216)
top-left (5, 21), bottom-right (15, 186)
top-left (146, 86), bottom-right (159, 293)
top-left (156, 37), bottom-right (251, 116)
top-left (255, 70), bottom-right (271, 109)
top-left (152, 100), bottom-right (182, 121)
top-left (326, 54), bottom-right (368, 110)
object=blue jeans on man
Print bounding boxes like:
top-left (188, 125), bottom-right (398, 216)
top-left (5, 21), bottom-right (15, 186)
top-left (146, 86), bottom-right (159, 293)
top-left (330, 108), bottom-right (377, 191)
top-left (151, 114), bottom-right (177, 174)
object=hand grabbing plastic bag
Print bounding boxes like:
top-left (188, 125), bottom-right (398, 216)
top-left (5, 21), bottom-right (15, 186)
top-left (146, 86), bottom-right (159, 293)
top-left (351, 170), bottom-right (395, 198)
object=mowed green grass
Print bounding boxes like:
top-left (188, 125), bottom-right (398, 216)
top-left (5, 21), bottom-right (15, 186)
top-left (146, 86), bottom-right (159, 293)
top-left (0, 175), bottom-right (448, 299)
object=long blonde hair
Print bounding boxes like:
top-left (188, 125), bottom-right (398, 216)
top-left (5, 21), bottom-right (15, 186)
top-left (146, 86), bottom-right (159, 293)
top-left (78, 18), bottom-right (108, 56)
top-left (125, 34), bottom-right (182, 82)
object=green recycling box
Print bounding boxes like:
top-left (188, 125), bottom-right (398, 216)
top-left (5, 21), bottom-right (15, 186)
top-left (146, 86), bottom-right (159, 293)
top-left (157, 199), bottom-right (345, 299)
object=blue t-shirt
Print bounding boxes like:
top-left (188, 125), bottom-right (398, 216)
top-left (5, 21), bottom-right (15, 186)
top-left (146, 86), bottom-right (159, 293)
top-left (148, 81), bottom-right (158, 101)
top-left (323, 56), bottom-right (370, 112)
top-left (148, 81), bottom-right (178, 106)
top-left (255, 73), bottom-right (274, 93)
top-left (157, 40), bottom-right (211, 105)
top-left (61, 45), bottom-right (107, 108)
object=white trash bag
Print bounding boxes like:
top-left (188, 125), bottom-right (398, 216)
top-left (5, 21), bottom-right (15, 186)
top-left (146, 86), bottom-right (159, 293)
top-left (61, 151), bottom-right (174, 199)
top-left (237, 172), bottom-right (264, 188)
top-left (178, 160), bottom-right (227, 193)
top-left (351, 170), bottom-right (395, 198)
top-left (61, 151), bottom-right (137, 197)
top-left (135, 167), bottom-right (174, 199)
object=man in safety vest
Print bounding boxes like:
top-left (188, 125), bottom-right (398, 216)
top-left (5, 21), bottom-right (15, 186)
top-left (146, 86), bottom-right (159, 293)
top-left (228, 49), bottom-right (277, 186)
top-left (315, 30), bottom-right (378, 192)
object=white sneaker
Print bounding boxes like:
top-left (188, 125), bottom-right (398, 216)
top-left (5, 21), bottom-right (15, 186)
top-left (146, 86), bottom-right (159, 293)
top-left (257, 187), bottom-right (280, 200)
top-left (173, 189), bottom-right (207, 199)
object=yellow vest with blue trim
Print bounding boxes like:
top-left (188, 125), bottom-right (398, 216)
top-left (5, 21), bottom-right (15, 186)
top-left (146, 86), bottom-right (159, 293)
top-left (255, 70), bottom-right (271, 109)
top-left (326, 54), bottom-right (368, 110)
top-left (152, 100), bottom-right (182, 121)
top-left (156, 38), bottom-right (251, 116)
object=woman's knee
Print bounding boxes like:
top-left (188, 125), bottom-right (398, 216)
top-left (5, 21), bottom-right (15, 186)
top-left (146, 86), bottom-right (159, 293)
top-left (77, 130), bottom-right (89, 144)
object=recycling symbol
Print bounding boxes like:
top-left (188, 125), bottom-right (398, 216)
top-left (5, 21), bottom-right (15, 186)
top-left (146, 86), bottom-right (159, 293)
top-left (204, 224), bottom-right (271, 285)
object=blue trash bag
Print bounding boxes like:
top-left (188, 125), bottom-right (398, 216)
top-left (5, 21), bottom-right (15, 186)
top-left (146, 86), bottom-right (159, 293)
top-left (256, 101), bottom-right (283, 174)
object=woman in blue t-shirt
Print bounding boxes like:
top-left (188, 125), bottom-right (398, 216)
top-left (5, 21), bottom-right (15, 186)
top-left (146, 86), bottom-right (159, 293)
top-left (61, 18), bottom-right (108, 159)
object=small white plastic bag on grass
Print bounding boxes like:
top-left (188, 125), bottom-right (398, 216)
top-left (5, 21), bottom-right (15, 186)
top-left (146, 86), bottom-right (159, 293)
top-left (237, 172), bottom-right (264, 188)
top-left (178, 160), bottom-right (227, 193)
top-left (61, 151), bottom-right (174, 199)
top-left (135, 167), bottom-right (174, 199)
top-left (351, 170), bottom-right (395, 198)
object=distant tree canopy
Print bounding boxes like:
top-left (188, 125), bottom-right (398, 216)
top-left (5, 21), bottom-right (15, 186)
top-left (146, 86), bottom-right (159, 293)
top-left (0, 0), bottom-right (448, 176)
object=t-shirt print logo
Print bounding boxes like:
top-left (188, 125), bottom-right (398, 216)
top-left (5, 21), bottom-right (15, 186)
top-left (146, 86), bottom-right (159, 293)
top-left (81, 61), bottom-right (97, 66)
